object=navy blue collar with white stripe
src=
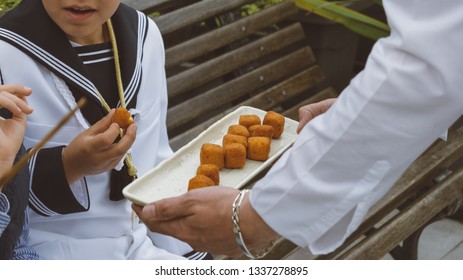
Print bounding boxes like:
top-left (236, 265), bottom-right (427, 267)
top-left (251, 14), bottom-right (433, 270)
top-left (0, 0), bottom-right (147, 125)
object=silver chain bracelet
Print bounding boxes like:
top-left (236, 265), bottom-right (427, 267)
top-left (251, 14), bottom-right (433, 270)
top-left (232, 189), bottom-right (276, 259)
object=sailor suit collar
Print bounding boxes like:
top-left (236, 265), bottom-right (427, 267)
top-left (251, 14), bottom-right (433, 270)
top-left (0, 0), bottom-right (148, 125)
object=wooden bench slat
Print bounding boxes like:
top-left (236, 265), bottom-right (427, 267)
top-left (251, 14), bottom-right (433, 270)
top-left (166, 23), bottom-right (309, 99)
top-left (168, 64), bottom-right (325, 149)
top-left (122, 0), bottom-right (201, 14)
top-left (155, 0), bottom-right (255, 35)
top-left (340, 164), bottom-right (463, 259)
top-left (164, 0), bottom-right (298, 69)
top-left (238, 65), bottom-right (325, 110)
top-left (282, 87), bottom-right (338, 120)
top-left (122, 0), bottom-right (169, 13)
top-left (167, 48), bottom-right (318, 135)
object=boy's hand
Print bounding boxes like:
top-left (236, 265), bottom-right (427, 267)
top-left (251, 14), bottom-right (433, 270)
top-left (62, 109), bottom-right (137, 184)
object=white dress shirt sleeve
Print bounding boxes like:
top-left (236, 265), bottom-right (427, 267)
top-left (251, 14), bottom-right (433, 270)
top-left (250, 0), bottom-right (463, 255)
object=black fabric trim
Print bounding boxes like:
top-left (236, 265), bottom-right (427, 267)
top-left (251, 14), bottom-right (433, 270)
top-left (110, 164), bottom-right (135, 201)
top-left (74, 42), bottom-right (113, 63)
top-left (112, 7), bottom-right (137, 104)
top-left (127, 13), bottom-right (148, 109)
top-left (76, 42), bottom-right (119, 109)
top-left (111, 9), bottom-right (147, 109)
top-left (0, 66), bottom-right (3, 84)
top-left (28, 146), bottom-right (88, 216)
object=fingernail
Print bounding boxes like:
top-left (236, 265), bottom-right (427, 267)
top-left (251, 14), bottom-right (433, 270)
top-left (143, 204), bottom-right (155, 217)
top-left (24, 86), bottom-right (32, 90)
top-left (127, 124), bottom-right (137, 134)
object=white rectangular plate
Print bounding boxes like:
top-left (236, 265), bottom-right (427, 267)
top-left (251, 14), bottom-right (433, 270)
top-left (123, 106), bottom-right (298, 206)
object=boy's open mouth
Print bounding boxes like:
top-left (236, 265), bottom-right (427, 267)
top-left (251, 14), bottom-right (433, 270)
top-left (65, 7), bottom-right (96, 15)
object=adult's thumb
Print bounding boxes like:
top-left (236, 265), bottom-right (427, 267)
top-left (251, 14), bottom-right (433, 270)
top-left (142, 204), bottom-right (157, 219)
top-left (143, 196), bottom-right (189, 222)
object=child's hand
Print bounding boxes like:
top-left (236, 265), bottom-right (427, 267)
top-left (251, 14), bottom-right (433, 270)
top-left (0, 84), bottom-right (33, 170)
top-left (62, 109), bottom-right (137, 184)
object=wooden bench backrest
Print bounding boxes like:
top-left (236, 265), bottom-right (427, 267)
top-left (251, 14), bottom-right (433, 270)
top-left (140, 0), bottom-right (336, 150)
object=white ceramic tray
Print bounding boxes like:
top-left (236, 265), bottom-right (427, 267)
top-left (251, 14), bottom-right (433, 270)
top-left (123, 106), bottom-right (298, 205)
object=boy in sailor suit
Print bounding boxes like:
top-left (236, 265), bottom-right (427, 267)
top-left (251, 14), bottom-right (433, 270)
top-left (0, 0), bottom-right (210, 260)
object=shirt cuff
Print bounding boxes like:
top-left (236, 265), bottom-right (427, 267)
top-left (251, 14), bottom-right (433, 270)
top-left (0, 192), bottom-right (10, 213)
top-left (439, 130), bottom-right (448, 141)
top-left (69, 177), bottom-right (89, 209)
top-left (0, 193), bottom-right (11, 235)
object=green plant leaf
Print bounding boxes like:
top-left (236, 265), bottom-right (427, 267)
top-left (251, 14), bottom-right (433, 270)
top-left (295, 0), bottom-right (390, 40)
top-left (0, 0), bottom-right (21, 10)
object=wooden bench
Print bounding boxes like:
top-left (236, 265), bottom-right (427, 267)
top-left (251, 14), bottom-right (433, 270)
top-left (123, 0), bottom-right (335, 151)
top-left (125, 0), bottom-right (463, 260)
